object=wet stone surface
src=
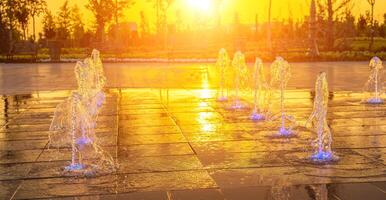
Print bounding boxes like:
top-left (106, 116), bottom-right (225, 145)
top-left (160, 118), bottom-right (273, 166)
top-left (0, 87), bottom-right (384, 199)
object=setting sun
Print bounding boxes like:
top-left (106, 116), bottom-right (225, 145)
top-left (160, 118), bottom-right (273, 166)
top-left (186, 0), bottom-right (212, 12)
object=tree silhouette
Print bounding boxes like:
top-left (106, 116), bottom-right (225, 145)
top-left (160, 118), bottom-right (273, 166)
top-left (28, 0), bottom-right (47, 41)
top-left (324, 0), bottom-right (353, 50)
top-left (56, 0), bottom-right (71, 40)
top-left (87, 0), bottom-right (134, 42)
top-left (42, 10), bottom-right (56, 39)
top-left (367, 0), bottom-right (375, 50)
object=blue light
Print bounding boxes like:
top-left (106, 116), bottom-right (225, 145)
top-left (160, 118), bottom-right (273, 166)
top-left (250, 113), bottom-right (265, 120)
top-left (310, 151), bottom-right (338, 163)
top-left (278, 127), bottom-right (293, 137)
top-left (367, 98), bottom-right (384, 104)
top-left (76, 137), bottom-right (92, 145)
top-left (65, 163), bottom-right (84, 171)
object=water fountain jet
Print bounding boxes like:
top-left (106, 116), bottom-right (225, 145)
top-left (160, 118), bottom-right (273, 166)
top-left (270, 57), bottom-right (295, 137)
top-left (364, 56), bottom-right (384, 104)
top-left (229, 51), bottom-right (248, 110)
top-left (216, 48), bottom-right (230, 102)
top-left (250, 58), bottom-right (267, 120)
top-left (306, 72), bottom-right (338, 163)
top-left (50, 49), bottom-right (114, 175)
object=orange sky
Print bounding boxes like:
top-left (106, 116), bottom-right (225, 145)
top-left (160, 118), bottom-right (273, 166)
top-left (35, 0), bottom-right (386, 33)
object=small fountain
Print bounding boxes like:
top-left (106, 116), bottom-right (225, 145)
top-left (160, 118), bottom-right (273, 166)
top-left (216, 48), bottom-right (230, 102)
top-left (306, 72), bottom-right (338, 163)
top-left (270, 57), bottom-right (295, 137)
top-left (229, 51), bottom-right (248, 109)
top-left (250, 57), bottom-right (267, 120)
top-left (49, 49), bottom-right (114, 175)
top-left (364, 56), bottom-right (384, 104)
top-left (74, 49), bottom-right (106, 144)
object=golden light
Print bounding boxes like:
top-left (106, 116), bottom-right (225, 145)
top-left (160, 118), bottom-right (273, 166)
top-left (186, 0), bottom-right (212, 12)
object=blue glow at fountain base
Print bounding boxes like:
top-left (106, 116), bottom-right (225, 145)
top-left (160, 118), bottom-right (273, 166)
top-left (310, 151), bottom-right (339, 163)
top-left (276, 127), bottom-right (295, 137)
top-left (367, 97), bottom-right (384, 104)
top-left (250, 112), bottom-right (265, 121)
top-left (76, 137), bottom-right (92, 145)
top-left (65, 163), bottom-right (84, 171)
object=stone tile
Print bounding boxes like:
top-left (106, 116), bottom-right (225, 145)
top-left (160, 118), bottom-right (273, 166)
top-left (170, 188), bottom-right (224, 200)
top-left (353, 148), bottom-right (386, 165)
top-left (68, 191), bottom-right (169, 200)
top-left (117, 143), bottom-right (194, 157)
top-left (221, 185), bottom-right (328, 200)
top-left (14, 175), bottom-right (118, 199)
top-left (183, 131), bottom-right (254, 142)
top-left (191, 140), bottom-right (265, 155)
top-left (119, 118), bottom-right (176, 128)
top-left (14, 170), bottom-right (217, 199)
top-left (0, 162), bottom-right (32, 180)
top-left (38, 147), bottom-right (116, 162)
top-left (119, 134), bottom-right (186, 145)
top-left (197, 151), bottom-right (285, 169)
top-left (1, 68), bottom-right (386, 198)
top-left (371, 182), bottom-right (386, 192)
top-left (334, 135), bottom-right (386, 149)
top-left (209, 167), bottom-right (312, 188)
top-left (117, 155), bottom-right (203, 173)
top-left (0, 139), bottom-right (47, 150)
top-left (0, 130), bottom-right (49, 141)
top-left (329, 183), bottom-right (386, 200)
top-left (331, 125), bottom-right (386, 136)
top-left (0, 180), bottom-right (22, 199)
top-left (221, 186), bottom-right (271, 200)
top-left (0, 149), bottom-right (42, 164)
top-left (119, 125), bottom-right (181, 135)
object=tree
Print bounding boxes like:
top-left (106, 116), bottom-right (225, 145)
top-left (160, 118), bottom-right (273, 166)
top-left (357, 14), bottom-right (368, 37)
top-left (0, 1), bottom-right (8, 53)
top-left (150, 0), bottom-right (174, 35)
top-left (28, 0), bottom-right (46, 41)
top-left (139, 11), bottom-right (149, 38)
top-left (4, 0), bottom-right (16, 53)
top-left (87, 0), bottom-right (114, 42)
top-left (380, 13), bottom-right (386, 37)
top-left (323, 0), bottom-right (353, 50)
top-left (309, 0), bottom-right (319, 57)
top-left (87, 0), bottom-right (133, 42)
top-left (42, 10), bottom-right (56, 39)
top-left (14, 0), bottom-right (29, 40)
top-left (56, 0), bottom-right (72, 40)
top-left (367, 0), bottom-right (375, 51)
top-left (267, 0), bottom-right (272, 51)
top-left (113, 0), bottom-right (134, 24)
top-left (70, 5), bottom-right (85, 45)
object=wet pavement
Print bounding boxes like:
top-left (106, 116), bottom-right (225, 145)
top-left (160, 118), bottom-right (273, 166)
top-left (0, 62), bottom-right (385, 199)
top-left (0, 61), bottom-right (377, 94)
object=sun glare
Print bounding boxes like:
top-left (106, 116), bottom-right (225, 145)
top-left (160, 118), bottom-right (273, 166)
top-left (186, 0), bottom-right (212, 12)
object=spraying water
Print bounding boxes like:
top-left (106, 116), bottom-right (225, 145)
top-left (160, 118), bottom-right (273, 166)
top-left (216, 48), bottom-right (230, 102)
top-left (49, 49), bottom-right (114, 175)
top-left (250, 57), bottom-right (267, 120)
top-left (75, 50), bottom-right (106, 144)
top-left (364, 57), bottom-right (384, 104)
top-left (270, 57), bottom-right (295, 136)
top-left (306, 72), bottom-right (338, 163)
top-left (229, 51), bottom-right (248, 109)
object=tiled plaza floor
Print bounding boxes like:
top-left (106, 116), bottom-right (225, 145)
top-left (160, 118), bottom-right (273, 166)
top-left (0, 87), bottom-right (385, 199)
